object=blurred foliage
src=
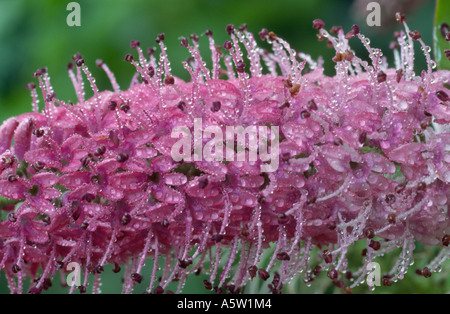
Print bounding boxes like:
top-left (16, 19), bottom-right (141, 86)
top-left (434, 0), bottom-right (450, 70)
top-left (0, 0), bottom-right (446, 294)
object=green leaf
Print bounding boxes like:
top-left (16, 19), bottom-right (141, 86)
top-left (434, 0), bottom-right (450, 70)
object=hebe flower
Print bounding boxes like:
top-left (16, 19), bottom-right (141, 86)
top-left (0, 14), bottom-right (449, 294)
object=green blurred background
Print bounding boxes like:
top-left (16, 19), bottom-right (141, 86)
top-left (0, 0), bottom-right (448, 294)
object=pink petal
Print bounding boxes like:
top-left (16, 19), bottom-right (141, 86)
top-left (59, 172), bottom-right (91, 189)
top-left (0, 118), bottom-right (18, 155)
top-left (110, 172), bottom-right (147, 190)
top-left (13, 118), bottom-right (34, 161)
top-left (164, 173), bottom-right (187, 186)
top-left (31, 173), bottom-right (59, 187)
top-left (24, 148), bottom-right (61, 168)
top-left (0, 180), bottom-right (27, 199)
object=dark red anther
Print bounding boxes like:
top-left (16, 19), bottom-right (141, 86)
top-left (395, 12), bottom-right (405, 23)
top-left (177, 101), bottom-right (186, 111)
top-left (156, 33), bottom-right (165, 43)
top-left (180, 37), bottom-right (188, 47)
top-left (120, 213), bottom-right (131, 225)
top-left (351, 24), bottom-right (360, 34)
top-left (364, 227), bottom-right (375, 239)
top-left (124, 54), bottom-right (134, 63)
top-left (422, 267), bottom-right (432, 278)
top-left (55, 261), bottom-right (64, 269)
top-left (238, 23), bottom-right (248, 32)
top-left (80, 155), bottom-right (90, 168)
top-left (147, 47), bottom-right (156, 57)
top-left (226, 24), bottom-right (235, 35)
top-left (387, 213), bottom-right (397, 224)
top-left (327, 269), bottom-right (338, 280)
top-left (369, 240), bottom-right (381, 250)
top-left (359, 131), bottom-right (367, 144)
top-left (205, 29), bottom-right (213, 37)
top-left (42, 216), bottom-right (51, 226)
top-left (300, 110), bottom-right (311, 119)
top-left (377, 71), bottom-right (387, 83)
top-left (78, 285), bottom-right (86, 294)
top-left (164, 76), bottom-right (175, 85)
top-left (277, 213), bottom-right (289, 224)
top-left (330, 26), bottom-right (342, 34)
top-left (382, 276), bottom-right (392, 286)
top-left (212, 234), bottom-right (223, 243)
top-left (120, 103), bottom-right (130, 113)
top-left (131, 273), bottom-right (143, 284)
top-left (323, 250), bottom-right (332, 263)
top-left (12, 264), bottom-right (21, 273)
top-left (108, 100), bottom-right (117, 110)
top-left (67, 62), bottom-right (74, 71)
top-left (259, 28), bottom-right (268, 41)
top-left (436, 90), bottom-right (449, 102)
top-left (279, 101), bottom-right (290, 109)
top-left (80, 221), bottom-right (89, 230)
top-left (442, 235), bottom-right (450, 247)
top-left (333, 280), bottom-right (345, 288)
top-left (189, 33), bottom-right (199, 42)
top-left (345, 271), bottom-right (353, 280)
top-left (313, 265), bottom-right (322, 276)
top-left (385, 194), bottom-right (396, 204)
top-left (147, 66), bottom-right (155, 77)
top-left (32, 128), bottom-right (44, 137)
top-left (95, 59), bottom-right (104, 68)
top-left (248, 265), bottom-right (257, 279)
top-left (236, 60), bottom-right (246, 73)
top-left (408, 30), bottom-right (421, 40)
top-left (203, 280), bottom-right (212, 290)
top-left (198, 177), bottom-right (208, 189)
top-left (25, 82), bottom-right (36, 90)
top-left (7, 212), bottom-right (17, 223)
top-left (83, 193), bottom-right (95, 203)
top-left (333, 138), bottom-right (343, 146)
top-left (439, 22), bottom-right (449, 38)
top-left (117, 152), bottom-right (129, 163)
top-left (94, 145), bottom-right (106, 156)
top-left (312, 19), bottom-right (325, 30)
top-left (389, 41), bottom-right (399, 50)
top-left (178, 259), bottom-right (193, 269)
top-left (154, 286), bottom-right (164, 294)
top-left (113, 263), bottom-right (121, 273)
top-left (396, 69), bottom-right (403, 83)
top-left (130, 40), bottom-right (140, 49)
top-left (210, 100), bottom-right (221, 112)
top-left (276, 252), bottom-right (290, 261)
top-left (307, 99), bottom-right (318, 111)
top-left (258, 269), bottom-right (270, 281)
top-left (7, 174), bottom-right (18, 183)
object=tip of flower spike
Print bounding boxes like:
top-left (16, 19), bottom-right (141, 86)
top-left (395, 12), bottom-right (405, 23)
top-left (147, 47), bottom-right (156, 57)
top-left (179, 37), bottom-right (188, 47)
top-left (312, 19), bottom-right (325, 30)
top-left (409, 30), bottom-right (421, 40)
top-left (72, 53), bottom-right (84, 67)
top-left (344, 24), bottom-right (360, 39)
top-left (32, 67), bottom-right (46, 77)
top-left (155, 33), bottom-right (165, 43)
top-left (189, 33), bottom-right (199, 43)
top-left (226, 24), bottom-right (235, 35)
top-left (130, 40), bottom-right (140, 49)
top-left (96, 59), bottom-right (104, 68)
top-left (124, 54), bottom-right (134, 63)
top-left (259, 28), bottom-right (268, 41)
top-left (25, 82), bottom-right (36, 90)
top-left (238, 23), bottom-right (248, 32)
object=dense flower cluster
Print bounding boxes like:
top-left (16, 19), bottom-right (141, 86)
top-left (0, 15), bottom-right (449, 294)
